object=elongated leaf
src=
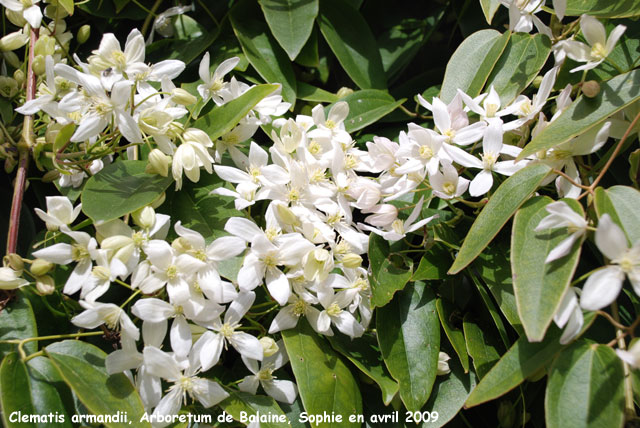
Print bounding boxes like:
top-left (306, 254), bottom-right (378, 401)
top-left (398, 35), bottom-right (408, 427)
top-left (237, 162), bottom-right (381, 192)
top-left (297, 81), bottom-right (339, 103)
top-left (469, 273), bottom-right (510, 348)
top-left (440, 30), bottom-right (510, 103)
top-left (259, 0), bottom-right (318, 60)
top-left (464, 315), bottom-right (598, 408)
top-left (449, 163), bottom-right (552, 274)
top-left (327, 333), bottom-right (399, 405)
top-left (463, 315), bottom-right (501, 379)
top-left (329, 90), bottom-right (405, 132)
top-left (377, 282), bottom-right (440, 412)
top-left (512, 197), bottom-right (583, 342)
top-left (368, 234), bottom-right (412, 308)
top-left (565, 0), bottom-right (640, 18)
top-left (81, 160), bottom-right (173, 224)
top-left (518, 69), bottom-right (640, 160)
top-left (0, 295), bottom-right (37, 359)
top-left (485, 33), bottom-right (551, 105)
top-left (230, 0), bottom-right (297, 105)
top-left (594, 185), bottom-right (640, 245)
top-left (220, 391), bottom-right (288, 428)
top-left (436, 299), bottom-right (469, 373)
top-left (546, 341), bottom-right (625, 428)
top-left (192, 84), bottom-right (279, 141)
top-left (282, 320), bottom-right (361, 428)
top-left (480, 0), bottom-right (501, 23)
top-left (1, 353), bottom-right (36, 428)
top-left (45, 340), bottom-right (150, 428)
top-left (421, 356), bottom-right (477, 428)
top-left (317, 0), bottom-right (386, 89)
top-left (412, 244), bottom-right (450, 281)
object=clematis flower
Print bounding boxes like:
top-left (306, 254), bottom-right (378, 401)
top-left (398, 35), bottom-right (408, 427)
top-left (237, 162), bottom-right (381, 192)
top-left (72, 301), bottom-right (139, 340)
top-left (430, 160), bottom-right (469, 199)
top-left (561, 15), bottom-right (626, 73)
top-left (553, 287), bottom-right (583, 345)
top-left (580, 215), bottom-right (640, 311)
top-left (0, 0), bottom-right (42, 28)
top-left (500, 0), bottom-right (551, 37)
top-left (417, 94), bottom-right (485, 146)
top-left (535, 201), bottom-right (588, 263)
top-left (359, 196), bottom-right (437, 242)
top-left (34, 195), bottom-right (82, 231)
top-left (0, 266), bottom-right (28, 290)
top-left (172, 128), bottom-right (215, 190)
top-left (197, 53), bottom-right (239, 105)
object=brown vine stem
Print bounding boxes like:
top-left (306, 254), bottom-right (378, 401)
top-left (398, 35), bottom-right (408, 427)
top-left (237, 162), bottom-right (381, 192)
top-left (577, 110), bottom-right (640, 201)
top-left (6, 27), bottom-right (39, 256)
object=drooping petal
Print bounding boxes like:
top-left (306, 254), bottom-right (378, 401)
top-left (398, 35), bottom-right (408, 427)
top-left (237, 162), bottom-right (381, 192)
top-left (580, 266), bottom-right (625, 311)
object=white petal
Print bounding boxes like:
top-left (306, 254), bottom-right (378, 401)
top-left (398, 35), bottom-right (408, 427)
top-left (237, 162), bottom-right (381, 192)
top-left (263, 379), bottom-right (298, 404)
top-left (581, 15), bottom-right (606, 47)
top-left (469, 170), bottom-right (494, 196)
top-left (32, 243), bottom-right (73, 265)
top-left (191, 378), bottom-right (229, 408)
top-left (230, 332), bottom-right (263, 360)
top-left (132, 298), bottom-right (174, 322)
top-left (580, 266), bottom-right (625, 311)
top-left (143, 346), bottom-right (181, 381)
top-left (170, 316), bottom-right (192, 359)
top-left (595, 214), bottom-right (628, 261)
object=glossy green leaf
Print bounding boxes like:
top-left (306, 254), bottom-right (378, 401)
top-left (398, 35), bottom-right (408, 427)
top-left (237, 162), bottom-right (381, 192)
top-left (469, 272), bottom-right (511, 348)
top-left (1, 353), bottom-right (36, 428)
top-left (220, 391), bottom-right (288, 428)
top-left (0, 295), bottom-right (37, 359)
top-left (327, 333), bottom-right (399, 405)
top-left (512, 197), bottom-right (583, 342)
top-left (377, 282), bottom-right (440, 412)
top-left (230, 0), bottom-right (297, 106)
top-left (412, 244), bottom-right (450, 281)
top-left (81, 160), bottom-right (172, 224)
top-left (192, 84), bottom-right (279, 141)
top-left (485, 33), bottom-right (551, 105)
top-left (297, 82), bottom-right (339, 103)
top-left (565, 0), bottom-right (640, 18)
top-left (317, 0), bottom-right (386, 89)
top-left (440, 30), bottom-right (510, 103)
top-left (518, 69), bottom-right (640, 160)
top-left (58, 0), bottom-right (74, 15)
top-left (45, 340), bottom-right (150, 428)
top-left (282, 320), bottom-right (361, 428)
top-left (436, 298), bottom-right (469, 373)
top-left (594, 185), bottom-right (640, 245)
top-left (421, 356), bottom-right (477, 428)
top-left (329, 90), bottom-right (405, 132)
top-left (463, 315), bottom-right (501, 379)
top-left (368, 234), bottom-right (412, 308)
top-left (546, 341), bottom-right (625, 428)
top-left (259, 0), bottom-right (318, 60)
top-left (449, 162), bottom-right (552, 274)
top-left (480, 0), bottom-right (501, 23)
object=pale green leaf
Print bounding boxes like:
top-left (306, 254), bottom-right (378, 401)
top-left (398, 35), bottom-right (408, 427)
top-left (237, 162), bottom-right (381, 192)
top-left (594, 185), bottom-right (640, 245)
top-left (368, 234), bottom-right (412, 308)
top-left (329, 90), bottom-right (405, 132)
top-left (259, 0), bottom-right (318, 60)
top-left (0, 295), bottom-right (37, 359)
top-left (480, 0), bottom-right (501, 23)
top-left (220, 391), bottom-right (288, 428)
top-left (565, 0), bottom-right (640, 18)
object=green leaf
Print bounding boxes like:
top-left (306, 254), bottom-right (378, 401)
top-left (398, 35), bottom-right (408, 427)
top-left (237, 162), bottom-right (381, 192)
top-left (192, 84), bottom-right (279, 141)
top-left (565, 0), bottom-right (640, 18)
top-left (440, 30), bottom-right (510, 103)
top-left (58, 0), bottom-right (74, 15)
top-left (436, 298), bottom-right (469, 373)
top-left (52, 123), bottom-right (76, 154)
top-left (329, 90), bottom-right (405, 133)
top-left (449, 162), bottom-right (552, 274)
top-left (463, 315), bottom-right (501, 379)
top-left (594, 185), bottom-right (640, 245)
top-left (0, 294), bottom-right (37, 359)
top-left (512, 197), bottom-right (583, 342)
top-left (468, 273), bottom-right (511, 348)
top-left (327, 333), bottom-right (399, 405)
top-left (282, 320), bottom-right (361, 428)
top-left (368, 234), bottom-right (412, 308)
top-left (546, 341), bottom-right (625, 428)
top-left (1, 353), bottom-right (36, 428)
top-left (259, 0), bottom-right (318, 61)
top-left (317, 0), bottom-right (386, 89)
top-left (421, 356), bottom-right (478, 428)
top-left (412, 244), bottom-right (450, 281)
top-left (297, 81), bottom-right (339, 103)
top-left (485, 33), bottom-right (551, 105)
top-left (220, 391), bottom-right (288, 428)
top-left (230, 0), bottom-right (297, 106)
top-left (163, 172), bottom-right (244, 242)
top-left (518, 69), bottom-right (640, 161)
top-left (81, 160), bottom-right (172, 224)
top-left (466, 324), bottom-right (575, 407)
top-left (45, 340), bottom-right (150, 428)
top-left (480, 0), bottom-right (501, 23)
top-left (376, 282), bottom-right (440, 412)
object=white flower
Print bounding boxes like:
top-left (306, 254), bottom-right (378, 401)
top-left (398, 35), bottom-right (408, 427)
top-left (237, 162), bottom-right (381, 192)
top-left (238, 341), bottom-right (298, 404)
top-left (581, 215), bottom-right (640, 311)
top-left (197, 53), bottom-right (239, 105)
top-left (314, 288), bottom-right (365, 338)
top-left (34, 196), bottom-right (81, 231)
top-left (359, 196), bottom-right (437, 242)
top-left (553, 287), bottom-right (583, 345)
top-left (72, 301), bottom-right (140, 340)
top-left (561, 15), bottom-right (626, 73)
top-left (417, 94), bottom-right (485, 146)
top-left (437, 352), bottom-right (451, 375)
top-left (430, 160), bottom-right (469, 199)
top-left (0, 0), bottom-right (42, 28)
top-left (616, 340), bottom-right (640, 369)
top-left (534, 201), bottom-right (588, 263)
top-left (0, 267), bottom-right (28, 290)
top-left (308, 101), bottom-right (351, 145)
top-left (87, 29), bottom-right (146, 89)
top-left (502, 67), bottom-right (557, 129)
top-left (500, 0), bottom-right (551, 37)
top-left (172, 128), bottom-right (215, 189)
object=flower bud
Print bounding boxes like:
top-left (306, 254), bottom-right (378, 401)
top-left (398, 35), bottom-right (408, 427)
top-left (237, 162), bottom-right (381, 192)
top-left (259, 337), bottom-right (279, 357)
top-left (42, 169), bottom-right (61, 183)
top-left (364, 204), bottom-right (398, 228)
top-left (4, 253), bottom-right (23, 271)
top-left (3, 50), bottom-right (20, 68)
top-left (13, 69), bottom-right (25, 86)
top-left (145, 149), bottom-right (171, 177)
top-left (132, 206), bottom-right (156, 230)
top-left (172, 237), bottom-right (192, 253)
top-left (336, 87), bottom-right (354, 98)
top-left (0, 266), bottom-right (28, 290)
top-left (341, 253), bottom-right (362, 268)
top-left (171, 88), bottom-right (197, 106)
top-left (30, 258), bottom-right (54, 276)
top-left (437, 352), bottom-right (451, 376)
top-left (77, 25), bottom-right (91, 44)
top-left (0, 31), bottom-right (28, 51)
top-left (34, 35), bottom-right (56, 57)
top-left (275, 202), bottom-right (300, 227)
top-left (303, 248), bottom-right (333, 282)
top-left (35, 275), bottom-right (55, 295)
top-left (0, 76), bottom-right (18, 98)
top-left (582, 80), bottom-right (600, 98)
top-left (32, 55), bottom-right (46, 76)
top-left (150, 192), bottom-right (166, 209)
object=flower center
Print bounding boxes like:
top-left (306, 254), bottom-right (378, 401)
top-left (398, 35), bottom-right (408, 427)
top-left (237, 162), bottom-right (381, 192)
top-left (92, 266), bottom-right (111, 281)
top-left (166, 265), bottom-right (178, 279)
top-left (354, 278), bottom-right (369, 291)
top-left (308, 140), bottom-right (322, 155)
top-left (419, 145), bottom-right (434, 159)
top-left (443, 181), bottom-right (456, 196)
top-left (325, 119), bottom-right (336, 129)
top-left (591, 42), bottom-right (607, 60)
top-left (257, 368), bottom-right (274, 381)
top-left (209, 78), bottom-right (224, 92)
top-left (391, 219), bottom-right (404, 235)
top-left (103, 309), bottom-right (120, 330)
top-left (481, 152), bottom-right (498, 170)
top-left (485, 103), bottom-right (498, 118)
top-left (132, 231), bottom-right (147, 247)
top-left (263, 253), bottom-right (278, 268)
top-left (619, 256), bottom-right (636, 274)
top-left (71, 244), bottom-right (89, 262)
top-left (111, 51), bottom-right (127, 69)
top-left (326, 302), bottom-right (342, 317)
top-left (292, 298), bottom-right (307, 317)
top-left (220, 322), bottom-right (235, 338)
